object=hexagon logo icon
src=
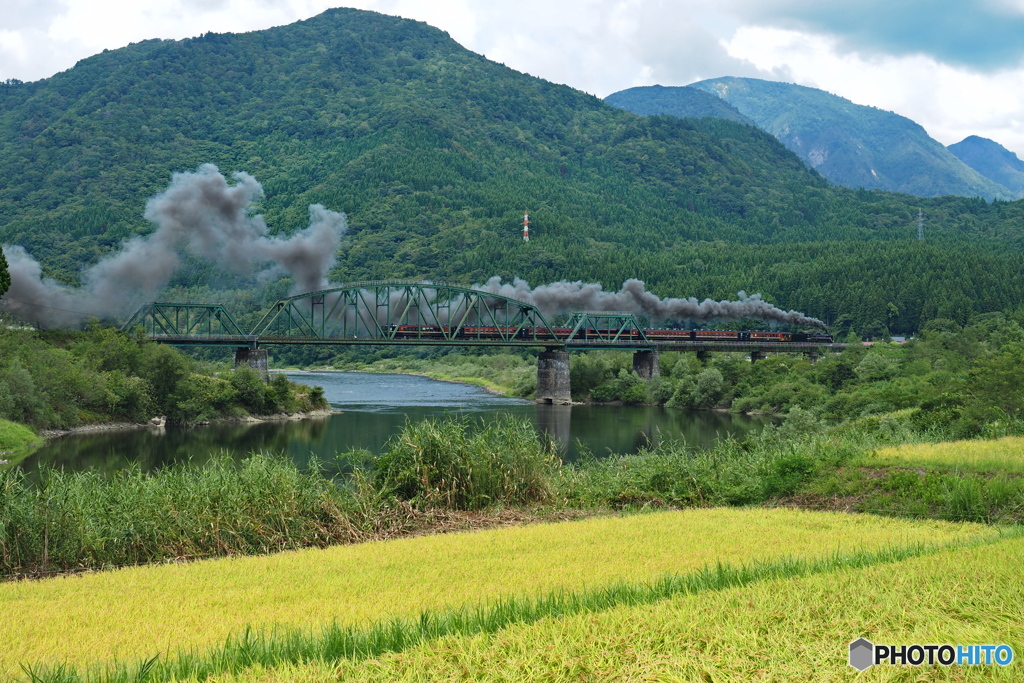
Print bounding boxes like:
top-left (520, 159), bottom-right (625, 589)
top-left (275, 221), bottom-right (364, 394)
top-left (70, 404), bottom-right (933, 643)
top-left (849, 638), bottom-right (874, 671)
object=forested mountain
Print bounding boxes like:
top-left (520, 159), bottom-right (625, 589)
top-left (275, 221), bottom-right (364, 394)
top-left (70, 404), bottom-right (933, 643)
top-left (948, 136), bottom-right (1024, 199)
top-left (670, 78), bottom-right (1013, 200)
top-left (1, 8), bottom-right (1024, 336)
top-left (605, 85), bottom-right (753, 126)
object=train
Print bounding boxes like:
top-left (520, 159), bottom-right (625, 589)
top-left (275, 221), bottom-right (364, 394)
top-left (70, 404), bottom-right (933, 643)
top-left (388, 324), bottom-right (833, 343)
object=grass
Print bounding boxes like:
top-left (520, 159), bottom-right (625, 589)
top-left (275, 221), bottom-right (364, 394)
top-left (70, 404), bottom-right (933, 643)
top-left (0, 508), bottom-right (991, 677)
top-left (0, 454), bottom-right (372, 577)
top-left (223, 533), bottom-right (1024, 682)
top-left (0, 418), bottom-right (39, 453)
top-left (865, 435), bottom-right (1024, 473)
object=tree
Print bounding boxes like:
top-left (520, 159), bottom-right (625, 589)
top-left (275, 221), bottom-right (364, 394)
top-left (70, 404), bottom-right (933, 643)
top-left (0, 246), bottom-right (9, 300)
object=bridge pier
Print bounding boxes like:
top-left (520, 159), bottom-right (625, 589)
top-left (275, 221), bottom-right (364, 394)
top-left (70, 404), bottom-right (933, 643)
top-left (235, 347), bottom-right (269, 381)
top-left (805, 351), bottom-right (820, 364)
top-left (536, 350), bottom-right (572, 404)
top-left (632, 350), bottom-right (659, 380)
top-left (750, 350), bottom-right (765, 363)
top-left (696, 349), bottom-right (711, 363)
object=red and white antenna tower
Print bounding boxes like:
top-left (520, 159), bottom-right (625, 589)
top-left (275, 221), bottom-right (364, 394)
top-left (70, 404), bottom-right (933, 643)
top-left (522, 211), bottom-right (530, 242)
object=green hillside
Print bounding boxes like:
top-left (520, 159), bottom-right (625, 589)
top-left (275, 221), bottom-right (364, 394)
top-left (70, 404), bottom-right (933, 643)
top-left (605, 85), bottom-right (754, 126)
top-left (948, 135), bottom-right (1024, 198)
top-left (1, 9), bottom-right (1024, 335)
top-left (684, 77), bottom-right (1013, 200)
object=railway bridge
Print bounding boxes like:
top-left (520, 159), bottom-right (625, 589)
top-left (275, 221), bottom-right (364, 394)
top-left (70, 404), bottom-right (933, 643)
top-left (122, 280), bottom-right (840, 404)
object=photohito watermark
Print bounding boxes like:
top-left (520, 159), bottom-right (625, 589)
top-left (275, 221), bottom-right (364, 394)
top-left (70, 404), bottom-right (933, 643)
top-left (849, 638), bottom-right (1014, 671)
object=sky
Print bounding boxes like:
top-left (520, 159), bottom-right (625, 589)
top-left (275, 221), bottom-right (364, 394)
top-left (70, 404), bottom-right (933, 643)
top-left (2, 0), bottom-right (1024, 157)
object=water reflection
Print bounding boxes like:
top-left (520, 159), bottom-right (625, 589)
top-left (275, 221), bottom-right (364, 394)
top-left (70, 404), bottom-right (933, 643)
top-left (16, 372), bottom-right (769, 474)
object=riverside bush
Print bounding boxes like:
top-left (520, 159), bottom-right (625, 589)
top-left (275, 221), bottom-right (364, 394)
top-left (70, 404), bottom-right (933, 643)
top-left (374, 416), bottom-right (560, 510)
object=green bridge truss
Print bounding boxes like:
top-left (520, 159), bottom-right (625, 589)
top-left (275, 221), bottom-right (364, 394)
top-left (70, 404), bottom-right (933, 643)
top-left (121, 302), bottom-right (256, 347)
top-left (123, 281), bottom-right (837, 353)
top-left (250, 280), bottom-right (559, 346)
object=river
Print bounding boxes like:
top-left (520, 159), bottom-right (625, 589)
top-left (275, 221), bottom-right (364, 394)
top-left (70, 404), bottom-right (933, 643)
top-left (15, 372), bottom-right (769, 474)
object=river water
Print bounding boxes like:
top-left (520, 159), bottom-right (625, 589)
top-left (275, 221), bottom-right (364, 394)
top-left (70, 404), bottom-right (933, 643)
top-left (16, 372), bottom-right (768, 474)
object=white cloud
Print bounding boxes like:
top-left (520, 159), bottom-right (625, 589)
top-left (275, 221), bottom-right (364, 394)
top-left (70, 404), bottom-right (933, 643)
top-left (725, 25), bottom-right (1024, 156)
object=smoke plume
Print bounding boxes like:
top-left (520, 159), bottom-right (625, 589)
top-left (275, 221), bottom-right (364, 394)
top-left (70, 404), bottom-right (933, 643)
top-left (1, 164), bottom-right (346, 328)
top-left (476, 277), bottom-right (827, 329)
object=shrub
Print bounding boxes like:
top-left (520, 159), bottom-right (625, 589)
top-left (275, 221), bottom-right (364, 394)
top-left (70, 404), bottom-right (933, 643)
top-left (374, 416), bottom-right (559, 510)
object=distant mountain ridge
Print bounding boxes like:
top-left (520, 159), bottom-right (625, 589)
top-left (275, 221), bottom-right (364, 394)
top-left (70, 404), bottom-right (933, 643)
top-left (948, 136), bottom-right (1024, 198)
top-left (606, 79), bottom-right (1013, 200)
top-left (604, 85), bottom-right (754, 126)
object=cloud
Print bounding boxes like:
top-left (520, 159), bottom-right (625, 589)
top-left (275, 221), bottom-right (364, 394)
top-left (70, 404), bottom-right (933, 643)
top-left (731, 0), bottom-right (1024, 72)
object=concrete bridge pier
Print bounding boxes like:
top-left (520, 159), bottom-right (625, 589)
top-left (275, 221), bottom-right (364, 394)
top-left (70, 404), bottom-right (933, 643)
top-left (696, 349), bottom-right (711, 363)
top-left (750, 350), bottom-right (765, 363)
top-left (632, 350), bottom-right (659, 380)
top-left (805, 351), bottom-right (820, 364)
top-left (235, 347), bottom-right (269, 381)
top-left (536, 349), bottom-right (572, 404)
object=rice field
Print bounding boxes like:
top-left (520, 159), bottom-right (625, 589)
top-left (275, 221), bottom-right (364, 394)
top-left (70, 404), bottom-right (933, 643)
top-left (866, 436), bottom-right (1024, 473)
top-left (0, 508), bottom-right (991, 676)
top-left (228, 534), bottom-right (1024, 682)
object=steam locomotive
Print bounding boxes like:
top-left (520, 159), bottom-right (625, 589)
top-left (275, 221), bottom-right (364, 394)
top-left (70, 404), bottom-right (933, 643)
top-left (390, 324), bottom-right (834, 343)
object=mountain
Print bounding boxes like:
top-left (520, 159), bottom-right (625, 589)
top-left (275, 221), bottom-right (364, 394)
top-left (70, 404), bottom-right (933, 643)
top-left (948, 136), bottom-right (1024, 199)
top-left (1, 9), bottom-right (1024, 336)
top-left (605, 85), bottom-right (754, 126)
top-left (626, 78), bottom-right (1012, 201)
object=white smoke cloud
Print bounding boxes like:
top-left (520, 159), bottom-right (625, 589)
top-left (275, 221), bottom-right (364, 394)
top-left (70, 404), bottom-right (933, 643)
top-left (1, 164), bottom-right (347, 328)
top-left (476, 276), bottom-right (827, 328)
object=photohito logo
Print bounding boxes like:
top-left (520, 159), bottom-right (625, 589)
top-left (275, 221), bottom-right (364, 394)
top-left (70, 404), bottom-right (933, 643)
top-left (849, 638), bottom-right (1014, 671)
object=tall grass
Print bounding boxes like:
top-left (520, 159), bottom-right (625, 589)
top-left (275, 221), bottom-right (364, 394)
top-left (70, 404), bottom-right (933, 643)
top-left (19, 529), bottom-right (1021, 683)
top-left (0, 416), bottom-right (560, 577)
top-left (0, 454), bottom-right (368, 577)
top-left (375, 416), bottom-right (560, 510)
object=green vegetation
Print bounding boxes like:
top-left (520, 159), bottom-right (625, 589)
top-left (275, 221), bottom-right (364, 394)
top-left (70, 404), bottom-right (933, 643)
top-left (544, 312), bottom-right (1024, 437)
top-left (2, 10), bottom-right (1024, 336)
top-left (0, 418), bottom-right (38, 452)
top-left (7, 408), bottom-right (1024, 579)
top-left (0, 244), bottom-right (9, 298)
top-left (685, 77), bottom-right (1013, 199)
top-left (949, 135), bottom-right (1024, 198)
top-left (605, 84), bottom-right (755, 126)
top-left (0, 326), bottom-right (326, 429)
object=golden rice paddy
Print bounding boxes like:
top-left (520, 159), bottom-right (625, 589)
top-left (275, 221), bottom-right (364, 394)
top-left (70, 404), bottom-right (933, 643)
top-left (867, 436), bottom-right (1024, 473)
top-left (0, 508), bottom-right (989, 675)
top-left (230, 535), bottom-right (1024, 682)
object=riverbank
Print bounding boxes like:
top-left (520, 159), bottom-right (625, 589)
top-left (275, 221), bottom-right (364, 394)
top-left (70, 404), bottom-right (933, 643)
top-left (325, 354), bottom-right (534, 399)
top-left (36, 408), bottom-right (340, 440)
top-left (0, 418), bottom-right (41, 459)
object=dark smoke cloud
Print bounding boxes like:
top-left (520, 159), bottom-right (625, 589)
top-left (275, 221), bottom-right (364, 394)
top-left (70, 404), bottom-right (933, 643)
top-left (1, 164), bottom-right (346, 328)
top-left (476, 276), bottom-right (827, 329)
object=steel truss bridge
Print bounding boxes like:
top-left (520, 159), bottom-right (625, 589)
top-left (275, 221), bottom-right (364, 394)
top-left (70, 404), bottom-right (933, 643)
top-left (122, 280), bottom-right (837, 354)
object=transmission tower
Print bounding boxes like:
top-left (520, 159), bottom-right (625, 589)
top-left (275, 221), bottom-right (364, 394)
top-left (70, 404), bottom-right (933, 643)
top-left (917, 209), bottom-right (924, 240)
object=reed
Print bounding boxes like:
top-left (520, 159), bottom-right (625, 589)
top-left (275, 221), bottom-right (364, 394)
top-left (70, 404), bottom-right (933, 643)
top-left (0, 454), bottom-right (366, 577)
top-left (375, 415), bottom-right (560, 510)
